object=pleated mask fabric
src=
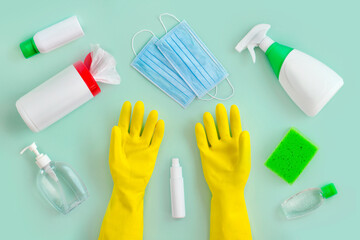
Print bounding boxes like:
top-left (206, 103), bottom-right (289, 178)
top-left (155, 20), bottom-right (229, 98)
top-left (131, 36), bottom-right (196, 108)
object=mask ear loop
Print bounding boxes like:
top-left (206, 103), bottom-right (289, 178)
top-left (159, 13), bottom-right (181, 33)
top-left (131, 29), bottom-right (156, 56)
top-left (205, 78), bottom-right (235, 101)
top-left (198, 87), bottom-right (218, 101)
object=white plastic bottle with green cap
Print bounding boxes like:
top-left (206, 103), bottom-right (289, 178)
top-left (235, 24), bottom-right (344, 117)
top-left (20, 16), bottom-right (84, 58)
top-left (281, 183), bottom-right (338, 219)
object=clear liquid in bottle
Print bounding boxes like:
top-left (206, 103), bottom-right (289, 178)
top-left (281, 183), bottom-right (337, 219)
top-left (37, 162), bottom-right (89, 214)
top-left (20, 142), bottom-right (89, 215)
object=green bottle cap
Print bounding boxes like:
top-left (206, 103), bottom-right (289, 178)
top-left (321, 183), bottom-right (337, 199)
top-left (20, 38), bottom-right (39, 58)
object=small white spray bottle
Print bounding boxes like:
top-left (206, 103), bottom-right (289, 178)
top-left (170, 158), bottom-right (185, 218)
top-left (236, 24), bottom-right (344, 117)
top-left (20, 142), bottom-right (89, 214)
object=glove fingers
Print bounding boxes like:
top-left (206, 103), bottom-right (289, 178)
top-left (142, 110), bottom-right (159, 145)
top-left (150, 120), bottom-right (165, 149)
top-left (130, 101), bottom-right (145, 137)
top-left (203, 112), bottom-right (219, 146)
top-left (216, 103), bottom-right (230, 139)
top-left (230, 105), bottom-right (242, 138)
top-left (195, 123), bottom-right (209, 149)
top-left (239, 130), bottom-right (251, 166)
top-left (109, 126), bottom-right (122, 168)
top-left (118, 101), bottom-right (131, 133)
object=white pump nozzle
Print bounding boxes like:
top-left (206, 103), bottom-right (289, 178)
top-left (20, 142), bottom-right (40, 156)
top-left (20, 142), bottom-right (51, 169)
top-left (235, 24), bottom-right (273, 63)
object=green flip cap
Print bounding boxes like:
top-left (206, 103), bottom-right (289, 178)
top-left (20, 38), bottom-right (39, 58)
top-left (321, 183), bottom-right (337, 199)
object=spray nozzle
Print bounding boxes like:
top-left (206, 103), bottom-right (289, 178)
top-left (235, 24), bottom-right (273, 63)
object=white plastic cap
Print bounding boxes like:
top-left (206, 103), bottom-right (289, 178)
top-left (171, 158), bottom-right (182, 178)
top-left (235, 24), bottom-right (273, 63)
top-left (172, 158), bottom-right (180, 167)
top-left (20, 142), bottom-right (51, 169)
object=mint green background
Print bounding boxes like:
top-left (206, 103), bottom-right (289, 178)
top-left (0, 0), bottom-right (359, 239)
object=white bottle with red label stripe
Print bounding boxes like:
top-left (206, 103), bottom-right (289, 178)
top-left (16, 46), bottom-right (120, 132)
top-left (16, 60), bottom-right (101, 132)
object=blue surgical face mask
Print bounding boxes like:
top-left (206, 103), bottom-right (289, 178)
top-left (155, 16), bottom-right (230, 98)
top-left (131, 31), bottom-right (196, 108)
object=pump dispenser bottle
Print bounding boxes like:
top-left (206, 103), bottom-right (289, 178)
top-left (236, 24), bottom-right (343, 117)
top-left (20, 142), bottom-right (89, 214)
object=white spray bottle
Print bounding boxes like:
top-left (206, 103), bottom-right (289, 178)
top-left (236, 24), bottom-right (343, 117)
top-left (170, 158), bottom-right (185, 218)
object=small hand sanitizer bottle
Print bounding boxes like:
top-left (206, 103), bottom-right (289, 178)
top-left (281, 183), bottom-right (337, 219)
top-left (20, 142), bottom-right (89, 214)
top-left (170, 158), bottom-right (185, 218)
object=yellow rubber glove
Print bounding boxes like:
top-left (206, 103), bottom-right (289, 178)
top-left (98, 101), bottom-right (165, 240)
top-left (195, 104), bottom-right (252, 240)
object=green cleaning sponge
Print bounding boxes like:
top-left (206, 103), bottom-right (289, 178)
top-left (265, 128), bottom-right (318, 184)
